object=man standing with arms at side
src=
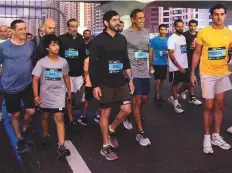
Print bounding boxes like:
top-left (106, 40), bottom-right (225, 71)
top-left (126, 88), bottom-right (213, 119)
top-left (0, 20), bottom-right (35, 153)
top-left (89, 10), bottom-right (134, 160)
top-left (121, 9), bottom-right (151, 146)
top-left (191, 4), bottom-right (232, 154)
top-left (149, 24), bottom-right (168, 107)
top-left (59, 19), bottom-right (87, 126)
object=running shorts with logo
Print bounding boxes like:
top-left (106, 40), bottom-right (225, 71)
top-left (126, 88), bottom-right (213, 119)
top-left (133, 78), bottom-right (150, 96)
top-left (153, 65), bottom-right (167, 80)
top-left (70, 76), bottom-right (84, 93)
top-left (97, 84), bottom-right (131, 108)
top-left (4, 84), bottom-right (35, 113)
top-left (169, 69), bottom-right (190, 84)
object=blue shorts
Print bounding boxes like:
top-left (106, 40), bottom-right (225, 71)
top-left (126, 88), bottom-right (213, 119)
top-left (133, 78), bottom-right (150, 96)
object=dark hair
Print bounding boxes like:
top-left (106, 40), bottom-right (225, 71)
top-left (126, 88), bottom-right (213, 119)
top-left (10, 20), bottom-right (25, 30)
top-left (174, 19), bottom-right (184, 26)
top-left (120, 21), bottom-right (124, 24)
top-left (210, 4), bottom-right (227, 15)
top-left (103, 10), bottom-right (119, 27)
top-left (158, 24), bottom-right (167, 30)
top-left (67, 18), bottom-right (78, 27)
top-left (26, 33), bottom-right (33, 37)
top-left (130, 9), bottom-right (143, 19)
top-left (188, 19), bottom-right (198, 26)
top-left (83, 29), bottom-right (91, 34)
top-left (43, 34), bottom-right (59, 49)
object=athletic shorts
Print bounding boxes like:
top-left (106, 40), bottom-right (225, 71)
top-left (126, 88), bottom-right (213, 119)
top-left (85, 87), bottom-right (93, 101)
top-left (153, 65), bottom-right (167, 80)
top-left (4, 84), bottom-right (35, 114)
top-left (201, 75), bottom-right (232, 99)
top-left (40, 107), bottom-right (65, 114)
top-left (133, 78), bottom-right (150, 96)
top-left (169, 69), bottom-right (190, 84)
top-left (70, 76), bottom-right (84, 93)
top-left (98, 84), bottom-right (131, 108)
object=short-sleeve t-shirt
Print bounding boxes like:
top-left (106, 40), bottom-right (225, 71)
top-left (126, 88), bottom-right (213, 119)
top-left (167, 33), bottom-right (188, 72)
top-left (149, 36), bottom-right (168, 65)
top-left (196, 26), bottom-right (232, 76)
top-left (121, 28), bottom-right (150, 78)
top-left (32, 56), bottom-right (69, 109)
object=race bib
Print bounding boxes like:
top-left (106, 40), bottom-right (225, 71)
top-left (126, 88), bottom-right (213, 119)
top-left (65, 49), bottom-right (79, 58)
top-left (108, 60), bottom-right (123, 74)
top-left (86, 49), bottom-right (89, 56)
top-left (180, 45), bottom-right (187, 54)
top-left (135, 50), bottom-right (148, 60)
top-left (208, 47), bottom-right (226, 60)
top-left (44, 68), bottom-right (62, 81)
top-left (159, 49), bottom-right (168, 57)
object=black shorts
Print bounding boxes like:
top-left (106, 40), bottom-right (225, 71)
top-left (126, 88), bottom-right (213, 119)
top-left (4, 84), bottom-right (35, 114)
top-left (153, 65), bottom-right (167, 80)
top-left (85, 87), bottom-right (93, 101)
top-left (40, 108), bottom-right (65, 114)
top-left (169, 69), bottom-right (190, 84)
top-left (98, 84), bottom-right (131, 109)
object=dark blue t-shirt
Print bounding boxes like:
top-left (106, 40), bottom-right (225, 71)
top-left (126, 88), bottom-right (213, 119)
top-left (149, 36), bottom-right (168, 65)
top-left (0, 40), bottom-right (34, 93)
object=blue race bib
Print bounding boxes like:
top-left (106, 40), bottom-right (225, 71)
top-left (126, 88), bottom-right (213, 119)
top-left (180, 45), bottom-right (187, 54)
top-left (208, 47), bottom-right (226, 60)
top-left (45, 68), bottom-right (62, 81)
top-left (159, 49), bottom-right (168, 57)
top-left (108, 61), bottom-right (123, 73)
top-left (135, 50), bottom-right (148, 60)
top-left (86, 49), bottom-right (89, 56)
top-left (65, 49), bottom-right (79, 58)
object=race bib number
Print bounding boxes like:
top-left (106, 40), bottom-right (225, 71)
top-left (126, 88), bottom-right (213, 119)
top-left (208, 47), bottom-right (226, 60)
top-left (65, 49), bottom-right (79, 58)
top-left (108, 61), bottom-right (123, 74)
top-left (180, 45), bottom-right (187, 54)
top-left (86, 49), bottom-right (89, 56)
top-left (44, 68), bottom-right (62, 81)
top-left (135, 50), bottom-right (148, 60)
top-left (159, 49), bottom-right (168, 57)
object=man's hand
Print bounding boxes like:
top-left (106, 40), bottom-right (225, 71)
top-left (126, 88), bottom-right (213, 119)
top-left (191, 73), bottom-right (198, 87)
top-left (149, 65), bottom-right (155, 74)
top-left (93, 87), bottom-right (102, 100)
top-left (129, 80), bottom-right (135, 95)
top-left (34, 97), bottom-right (42, 106)
top-left (178, 66), bottom-right (186, 73)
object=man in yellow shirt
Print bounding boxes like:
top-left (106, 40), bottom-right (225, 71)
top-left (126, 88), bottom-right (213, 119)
top-left (191, 4), bottom-right (232, 154)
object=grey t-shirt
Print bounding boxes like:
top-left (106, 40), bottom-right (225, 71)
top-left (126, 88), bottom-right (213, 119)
top-left (121, 28), bottom-right (150, 78)
top-left (32, 56), bottom-right (69, 109)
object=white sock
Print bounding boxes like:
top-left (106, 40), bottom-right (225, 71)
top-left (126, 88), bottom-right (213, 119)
top-left (213, 133), bottom-right (219, 137)
top-left (204, 134), bottom-right (211, 139)
top-left (173, 100), bottom-right (178, 106)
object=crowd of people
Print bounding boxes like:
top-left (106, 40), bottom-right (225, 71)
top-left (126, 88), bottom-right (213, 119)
top-left (0, 3), bottom-right (232, 161)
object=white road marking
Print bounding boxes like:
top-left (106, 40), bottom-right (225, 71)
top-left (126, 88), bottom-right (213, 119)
top-left (65, 140), bottom-right (92, 173)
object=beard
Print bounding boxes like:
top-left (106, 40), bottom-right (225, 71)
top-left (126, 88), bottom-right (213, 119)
top-left (109, 24), bottom-right (118, 32)
top-left (84, 36), bottom-right (90, 40)
top-left (176, 30), bottom-right (183, 34)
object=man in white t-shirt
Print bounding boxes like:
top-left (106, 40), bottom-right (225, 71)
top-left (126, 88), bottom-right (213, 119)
top-left (167, 19), bottom-right (189, 113)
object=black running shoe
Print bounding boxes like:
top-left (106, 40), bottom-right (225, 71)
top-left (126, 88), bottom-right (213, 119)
top-left (41, 135), bottom-right (50, 148)
top-left (16, 139), bottom-right (28, 154)
top-left (78, 116), bottom-right (88, 126)
top-left (57, 145), bottom-right (70, 160)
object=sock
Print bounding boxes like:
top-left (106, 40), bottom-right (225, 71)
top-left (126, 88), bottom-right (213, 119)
top-left (103, 144), bottom-right (110, 148)
top-left (18, 136), bottom-right (24, 141)
top-left (109, 125), bottom-right (115, 133)
top-left (190, 95), bottom-right (194, 101)
top-left (213, 133), bottom-right (219, 137)
top-left (173, 100), bottom-right (178, 106)
top-left (204, 134), bottom-right (211, 139)
top-left (22, 127), bottom-right (27, 133)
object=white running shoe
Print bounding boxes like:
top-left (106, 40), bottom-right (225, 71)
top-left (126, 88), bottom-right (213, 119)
top-left (189, 97), bottom-right (202, 105)
top-left (203, 136), bottom-right (214, 154)
top-left (123, 118), bottom-right (133, 130)
top-left (174, 104), bottom-right (184, 114)
top-left (180, 90), bottom-right (188, 100)
top-left (211, 134), bottom-right (231, 150)
top-left (136, 132), bottom-right (151, 147)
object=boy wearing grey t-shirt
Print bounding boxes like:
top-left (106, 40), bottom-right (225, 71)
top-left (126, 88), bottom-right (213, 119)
top-left (32, 34), bottom-right (71, 160)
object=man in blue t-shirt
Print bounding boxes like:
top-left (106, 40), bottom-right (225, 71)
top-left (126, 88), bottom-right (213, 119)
top-left (0, 20), bottom-right (35, 153)
top-left (149, 24), bottom-right (168, 107)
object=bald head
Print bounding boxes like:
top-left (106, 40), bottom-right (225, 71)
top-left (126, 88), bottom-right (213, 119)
top-left (0, 25), bottom-right (8, 40)
top-left (43, 18), bottom-right (56, 35)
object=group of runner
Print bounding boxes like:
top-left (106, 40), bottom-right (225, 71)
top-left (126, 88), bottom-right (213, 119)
top-left (0, 3), bottom-right (232, 161)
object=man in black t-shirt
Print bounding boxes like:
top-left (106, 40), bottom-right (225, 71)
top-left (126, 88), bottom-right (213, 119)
top-left (182, 20), bottom-right (202, 105)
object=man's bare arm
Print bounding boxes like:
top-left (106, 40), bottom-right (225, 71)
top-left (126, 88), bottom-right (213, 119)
top-left (149, 48), bottom-right (154, 66)
top-left (168, 49), bottom-right (182, 69)
top-left (191, 43), bottom-right (203, 74)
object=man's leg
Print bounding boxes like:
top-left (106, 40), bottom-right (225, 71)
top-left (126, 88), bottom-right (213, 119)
top-left (132, 96), bottom-right (143, 133)
top-left (54, 111), bottom-right (70, 159)
top-left (41, 111), bottom-right (50, 148)
top-left (100, 107), bottom-right (111, 146)
top-left (66, 93), bottom-right (75, 122)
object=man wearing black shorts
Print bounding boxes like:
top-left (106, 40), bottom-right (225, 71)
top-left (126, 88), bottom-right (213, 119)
top-left (89, 10), bottom-right (134, 161)
top-left (149, 24), bottom-right (168, 107)
top-left (0, 20), bottom-right (35, 153)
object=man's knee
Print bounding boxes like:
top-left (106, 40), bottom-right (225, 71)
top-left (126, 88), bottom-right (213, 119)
top-left (26, 108), bottom-right (35, 116)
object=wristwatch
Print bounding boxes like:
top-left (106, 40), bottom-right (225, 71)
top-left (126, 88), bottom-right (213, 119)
top-left (129, 77), bottom-right (134, 81)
